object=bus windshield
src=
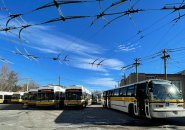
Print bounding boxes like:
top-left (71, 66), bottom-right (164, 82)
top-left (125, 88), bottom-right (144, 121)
top-left (152, 83), bottom-right (182, 100)
top-left (38, 93), bottom-right (54, 100)
top-left (65, 92), bottom-right (82, 100)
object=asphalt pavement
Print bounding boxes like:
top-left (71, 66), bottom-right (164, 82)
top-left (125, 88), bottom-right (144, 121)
top-left (0, 104), bottom-right (185, 130)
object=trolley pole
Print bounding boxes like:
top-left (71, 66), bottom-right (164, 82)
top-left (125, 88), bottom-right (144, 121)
top-left (161, 49), bottom-right (170, 80)
top-left (134, 58), bottom-right (140, 82)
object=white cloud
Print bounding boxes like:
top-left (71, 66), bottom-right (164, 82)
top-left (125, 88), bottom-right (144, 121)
top-left (103, 58), bottom-right (124, 70)
top-left (85, 77), bottom-right (117, 88)
top-left (117, 44), bottom-right (136, 52)
top-left (0, 15), bottom-right (104, 55)
top-left (70, 57), bottom-right (124, 72)
top-left (73, 63), bottom-right (107, 72)
top-left (0, 15), bottom-right (125, 73)
top-left (21, 25), bottom-right (104, 56)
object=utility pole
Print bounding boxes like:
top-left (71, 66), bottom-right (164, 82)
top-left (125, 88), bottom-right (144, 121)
top-left (117, 81), bottom-right (120, 88)
top-left (26, 79), bottom-right (29, 92)
top-left (133, 58), bottom-right (140, 82)
top-left (161, 49), bottom-right (170, 80)
top-left (59, 76), bottom-right (61, 86)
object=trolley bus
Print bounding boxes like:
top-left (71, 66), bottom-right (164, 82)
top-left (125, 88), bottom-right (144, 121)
top-left (36, 85), bottom-right (65, 108)
top-left (11, 92), bottom-right (25, 103)
top-left (103, 79), bottom-right (185, 118)
top-left (0, 91), bottom-right (13, 104)
top-left (23, 89), bottom-right (38, 107)
top-left (64, 85), bottom-right (92, 108)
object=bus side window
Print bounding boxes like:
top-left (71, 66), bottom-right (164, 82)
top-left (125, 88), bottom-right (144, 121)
top-left (127, 86), bottom-right (135, 97)
top-left (0, 95), bottom-right (3, 99)
top-left (114, 89), bottom-right (119, 96)
top-left (123, 87), bottom-right (127, 97)
top-left (119, 88), bottom-right (123, 96)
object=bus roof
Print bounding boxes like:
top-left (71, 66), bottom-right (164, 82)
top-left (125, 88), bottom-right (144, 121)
top-left (12, 92), bottom-right (25, 95)
top-left (38, 85), bottom-right (65, 92)
top-left (105, 79), bottom-right (172, 92)
top-left (0, 91), bottom-right (14, 95)
top-left (66, 85), bottom-right (91, 95)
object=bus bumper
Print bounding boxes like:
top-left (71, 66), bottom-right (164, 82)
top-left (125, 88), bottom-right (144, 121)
top-left (11, 99), bottom-right (23, 103)
top-left (36, 101), bottom-right (59, 107)
top-left (64, 100), bottom-right (84, 107)
top-left (151, 109), bottom-right (185, 118)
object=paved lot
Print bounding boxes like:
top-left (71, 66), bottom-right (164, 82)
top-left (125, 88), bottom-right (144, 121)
top-left (0, 104), bottom-right (185, 130)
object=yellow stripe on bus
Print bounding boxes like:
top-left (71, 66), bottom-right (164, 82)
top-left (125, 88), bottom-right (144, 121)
top-left (106, 97), bottom-right (184, 103)
top-left (146, 99), bottom-right (184, 103)
top-left (27, 102), bottom-right (37, 105)
top-left (110, 97), bottom-right (137, 102)
top-left (64, 100), bottom-right (84, 105)
top-left (11, 99), bottom-right (23, 103)
top-left (36, 101), bottom-right (59, 105)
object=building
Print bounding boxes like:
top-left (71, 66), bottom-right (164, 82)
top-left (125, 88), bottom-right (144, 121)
top-left (120, 72), bottom-right (185, 99)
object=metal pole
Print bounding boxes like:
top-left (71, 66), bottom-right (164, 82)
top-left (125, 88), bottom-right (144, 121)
top-left (134, 58), bottom-right (140, 82)
top-left (161, 49), bottom-right (170, 80)
top-left (59, 76), bottom-right (61, 86)
top-left (27, 79), bottom-right (29, 92)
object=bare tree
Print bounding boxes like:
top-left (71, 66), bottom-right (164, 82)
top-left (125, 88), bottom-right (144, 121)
top-left (0, 64), bottom-right (18, 91)
top-left (19, 80), bottom-right (39, 91)
top-left (7, 71), bottom-right (19, 91)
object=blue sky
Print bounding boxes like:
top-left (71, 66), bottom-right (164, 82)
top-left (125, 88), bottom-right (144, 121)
top-left (0, 0), bottom-right (185, 91)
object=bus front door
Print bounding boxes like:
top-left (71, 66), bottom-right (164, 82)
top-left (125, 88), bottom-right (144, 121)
top-left (137, 84), bottom-right (146, 116)
top-left (137, 83), bottom-right (151, 118)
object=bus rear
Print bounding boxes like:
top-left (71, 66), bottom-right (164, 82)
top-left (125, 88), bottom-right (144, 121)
top-left (36, 86), bottom-right (65, 108)
top-left (11, 92), bottom-right (24, 103)
top-left (0, 92), bottom-right (14, 104)
top-left (37, 88), bottom-right (57, 107)
top-left (65, 87), bottom-right (90, 108)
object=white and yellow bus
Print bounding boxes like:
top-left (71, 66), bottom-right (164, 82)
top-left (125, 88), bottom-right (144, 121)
top-left (103, 79), bottom-right (185, 118)
top-left (64, 85), bottom-right (92, 108)
top-left (36, 85), bottom-right (65, 108)
top-left (11, 92), bottom-right (25, 103)
top-left (23, 89), bottom-right (38, 107)
top-left (0, 92), bottom-right (13, 104)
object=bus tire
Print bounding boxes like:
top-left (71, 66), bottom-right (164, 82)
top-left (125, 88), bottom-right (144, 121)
top-left (128, 104), bottom-right (135, 116)
top-left (3, 100), bottom-right (7, 104)
top-left (55, 104), bottom-right (60, 109)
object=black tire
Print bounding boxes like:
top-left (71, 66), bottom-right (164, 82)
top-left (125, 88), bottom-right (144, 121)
top-left (128, 104), bottom-right (135, 116)
top-left (3, 100), bottom-right (7, 104)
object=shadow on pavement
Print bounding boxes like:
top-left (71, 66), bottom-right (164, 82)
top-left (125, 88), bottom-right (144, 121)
top-left (0, 104), bottom-right (64, 110)
top-left (55, 106), bottom-right (185, 127)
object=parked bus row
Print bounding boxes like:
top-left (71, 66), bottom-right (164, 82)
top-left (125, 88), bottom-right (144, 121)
top-left (0, 85), bottom-right (92, 109)
top-left (0, 91), bottom-right (25, 104)
top-left (102, 79), bottom-right (185, 118)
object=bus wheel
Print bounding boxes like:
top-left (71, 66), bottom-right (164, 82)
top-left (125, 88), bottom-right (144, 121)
top-left (128, 104), bottom-right (135, 116)
top-left (3, 100), bottom-right (7, 104)
top-left (55, 104), bottom-right (60, 109)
